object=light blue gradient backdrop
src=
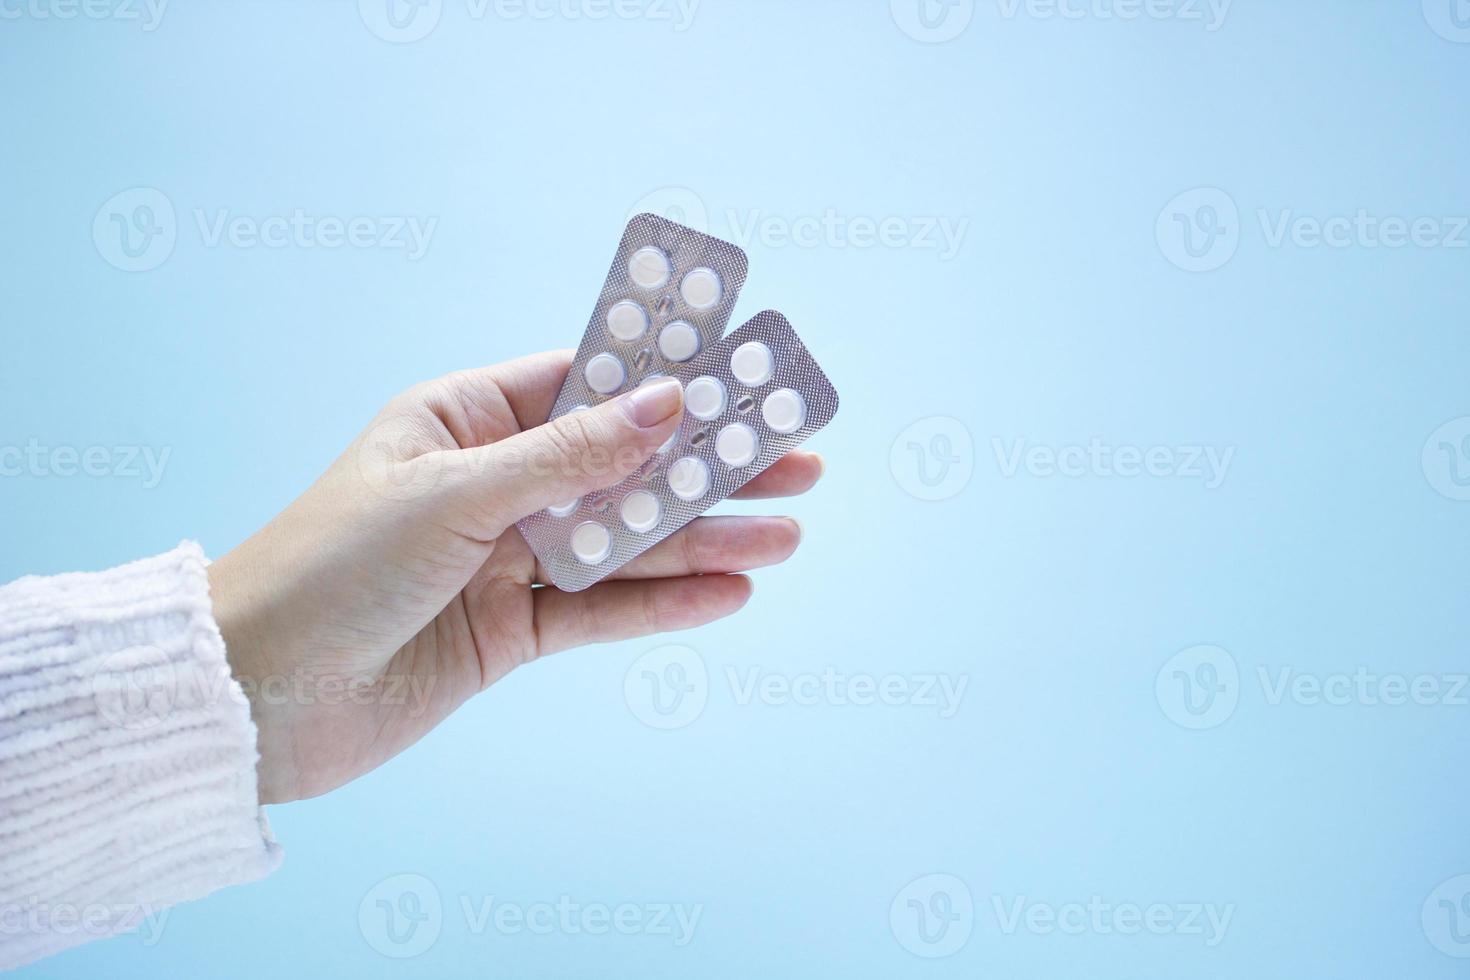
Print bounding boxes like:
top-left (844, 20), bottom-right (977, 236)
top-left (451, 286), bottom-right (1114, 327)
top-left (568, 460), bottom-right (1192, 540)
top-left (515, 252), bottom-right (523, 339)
top-left (3, 1), bottom-right (1469, 977)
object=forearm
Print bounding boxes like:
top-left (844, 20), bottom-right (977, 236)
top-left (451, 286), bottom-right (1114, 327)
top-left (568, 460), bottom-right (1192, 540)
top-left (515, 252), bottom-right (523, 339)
top-left (0, 543), bottom-right (281, 971)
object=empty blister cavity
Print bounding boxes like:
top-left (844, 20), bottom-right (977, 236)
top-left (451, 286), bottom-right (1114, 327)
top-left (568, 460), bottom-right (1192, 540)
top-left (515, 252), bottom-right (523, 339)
top-left (585, 352), bottom-right (625, 394)
top-left (547, 498), bottom-right (581, 518)
top-left (606, 300), bottom-right (649, 342)
top-left (761, 388), bottom-right (806, 434)
top-left (658, 320), bottom-right (701, 362)
top-left (730, 341), bottom-right (773, 387)
top-left (685, 376), bottom-right (726, 421)
top-left (680, 267), bottom-right (722, 310)
top-left (667, 456), bottom-right (710, 501)
top-left (571, 521), bottom-right (612, 565)
top-left (620, 490), bottom-right (662, 533)
top-left (628, 246), bottom-right (671, 289)
top-left (715, 423), bottom-right (759, 467)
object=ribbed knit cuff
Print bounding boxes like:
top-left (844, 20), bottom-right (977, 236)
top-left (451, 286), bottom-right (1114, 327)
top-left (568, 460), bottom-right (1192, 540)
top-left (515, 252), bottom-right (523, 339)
top-left (0, 542), bottom-right (282, 970)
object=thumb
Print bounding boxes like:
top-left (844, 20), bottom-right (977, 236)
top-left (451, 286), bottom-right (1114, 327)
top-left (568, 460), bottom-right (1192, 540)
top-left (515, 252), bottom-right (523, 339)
top-left (444, 376), bottom-right (684, 533)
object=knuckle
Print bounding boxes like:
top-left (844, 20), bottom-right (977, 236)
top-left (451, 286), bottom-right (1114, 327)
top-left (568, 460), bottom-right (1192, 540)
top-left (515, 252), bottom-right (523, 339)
top-left (640, 585), bottom-right (666, 633)
top-left (680, 526), bottom-right (705, 573)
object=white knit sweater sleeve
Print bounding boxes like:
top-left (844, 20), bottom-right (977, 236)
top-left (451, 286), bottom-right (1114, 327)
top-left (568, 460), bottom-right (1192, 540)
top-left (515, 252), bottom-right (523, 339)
top-left (0, 542), bottom-right (282, 970)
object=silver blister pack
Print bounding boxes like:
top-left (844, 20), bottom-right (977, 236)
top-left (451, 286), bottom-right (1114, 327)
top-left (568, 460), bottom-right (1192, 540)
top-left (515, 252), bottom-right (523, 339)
top-left (520, 310), bottom-right (840, 592)
top-left (545, 213), bottom-right (748, 415)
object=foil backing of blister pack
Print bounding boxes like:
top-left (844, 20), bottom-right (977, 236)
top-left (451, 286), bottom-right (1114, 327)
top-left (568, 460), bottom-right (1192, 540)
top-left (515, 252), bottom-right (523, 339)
top-left (546, 213), bottom-right (748, 418)
top-left (521, 310), bottom-right (840, 592)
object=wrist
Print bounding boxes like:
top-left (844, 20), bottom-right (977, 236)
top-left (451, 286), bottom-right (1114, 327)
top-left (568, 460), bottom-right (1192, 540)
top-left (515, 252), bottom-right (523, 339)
top-left (207, 554), bottom-right (297, 804)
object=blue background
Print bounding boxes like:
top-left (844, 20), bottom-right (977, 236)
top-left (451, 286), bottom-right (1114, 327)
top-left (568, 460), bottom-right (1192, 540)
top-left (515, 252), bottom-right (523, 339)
top-left (4, 1), bottom-right (1469, 976)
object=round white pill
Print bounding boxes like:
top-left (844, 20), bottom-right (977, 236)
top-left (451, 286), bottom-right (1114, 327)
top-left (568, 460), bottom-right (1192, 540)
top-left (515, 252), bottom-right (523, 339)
top-left (605, 300), bottom-right (649, 342)
top-left (547, 497), bottom-right (581, 518)
top-left (628, 246), bottom-right (671, 289)
top-left (584, 352), bottom-right (625, 394)
top-left (680, 267), bottom-right (722, 310)
top-left (715, 422), bottom-right (759, 467)
top-left (730, 341), bottom-right (774, 387)
top-left (667, 456), bottom-right (710, 501)
top-left (570, 521), bottom-right (612, 565)
top-left (658, 320), bottom-right (700, 362)
top-left (761, 388), bottom-right (806, 434)
top-left (620, 490), bottom-right (662, 533)
top-left (684, 376), bottom-right (727, 421)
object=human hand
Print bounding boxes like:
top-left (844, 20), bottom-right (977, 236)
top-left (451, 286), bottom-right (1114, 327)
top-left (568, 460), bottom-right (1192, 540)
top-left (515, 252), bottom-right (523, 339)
top-left (206, 352), bottom-right (822, 803)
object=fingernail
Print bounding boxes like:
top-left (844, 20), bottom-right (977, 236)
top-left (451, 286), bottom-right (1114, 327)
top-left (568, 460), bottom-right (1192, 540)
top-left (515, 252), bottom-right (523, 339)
top-left (812, 454), bottom-right (826, 479)
top-left (622, 377), bottom-right (683, 428)
top-left (786, 517), bottom-right (804, 542)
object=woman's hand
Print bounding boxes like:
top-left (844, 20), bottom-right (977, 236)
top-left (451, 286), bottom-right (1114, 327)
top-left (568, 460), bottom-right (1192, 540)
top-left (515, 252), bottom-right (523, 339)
top-left (206, 352), bottom-right (822, 804)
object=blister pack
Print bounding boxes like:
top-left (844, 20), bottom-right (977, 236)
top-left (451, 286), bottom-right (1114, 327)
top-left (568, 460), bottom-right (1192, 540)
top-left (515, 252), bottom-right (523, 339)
top-left (520, 310), bottom-right (839, 592)
top-left (546, 212), bottom-right (748, 415)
